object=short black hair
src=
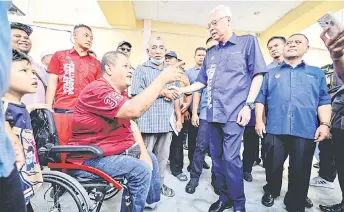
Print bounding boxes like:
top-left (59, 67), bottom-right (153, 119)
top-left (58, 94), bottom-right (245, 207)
top-left (195, 47), bottom-right (207, 55)
top-left (267, 36), bottom-right (286, 47)
top-left (101, 51), bottom-right (126, 73)
top-left (74, 24), bottom-right (92, 32)
top-left (289, 33), bottom-right (309, 44)
top-left (206, 37), bottom-right (213, 44)
top-left (12, 49), bottom-right (31, 63)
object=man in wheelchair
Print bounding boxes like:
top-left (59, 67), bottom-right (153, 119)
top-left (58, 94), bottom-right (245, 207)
top-left (67, 51), bottom-right (184, 212)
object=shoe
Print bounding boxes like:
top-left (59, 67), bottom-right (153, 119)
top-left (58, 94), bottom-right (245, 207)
top-left (160, 184), bottom-right (175, 197)
top-left (305, 197), bottom-right (313, 208)
top-left (310, 176), bottom-right (334, 189)
top-left (185, 178), bottom-right (199, 194)
top-left (320, 202), bottom-right (344, 212)
top-left (173, 172), bottom-right (188, 181)
top-left (262, 193), bottom-right (274, 207)
top-left (313, 162), bottom-right (320, 168)
top-left (243, 172), bottom-right (253, 182)
top-left (208, 199), bottom-right (233, 212)
top-left (203, 161), bottom-right (210, 169)
top-left (145, 202), bottom-right (157, 209)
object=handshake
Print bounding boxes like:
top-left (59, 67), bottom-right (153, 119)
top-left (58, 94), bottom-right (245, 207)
top-left (161, 87), bottom-right (182, 101)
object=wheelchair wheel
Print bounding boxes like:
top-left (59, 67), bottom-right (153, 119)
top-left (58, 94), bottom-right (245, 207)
top-left (30, 171), bottom-right (91, 212)
top-left (88, 186), bottom-right (120, 201)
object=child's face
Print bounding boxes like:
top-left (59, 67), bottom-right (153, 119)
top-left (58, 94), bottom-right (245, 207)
top-left (10, 60), bottom-right (38, 95)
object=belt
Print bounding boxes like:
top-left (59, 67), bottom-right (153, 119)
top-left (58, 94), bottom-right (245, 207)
top-left (119, 143), bottom-right (141, 159)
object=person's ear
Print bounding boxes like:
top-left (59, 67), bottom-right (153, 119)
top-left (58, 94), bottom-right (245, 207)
top-left (105, 64), bottom-right (112, 76)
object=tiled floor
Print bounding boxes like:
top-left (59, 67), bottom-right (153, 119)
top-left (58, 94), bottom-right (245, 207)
top-left (100, 151), bottom-right (341, 212)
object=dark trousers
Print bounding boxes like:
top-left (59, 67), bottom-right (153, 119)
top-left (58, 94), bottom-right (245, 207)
top-left (208, 121), bottom-right (245, 210)
top-left (169, 119), bottom-right (199, 175)
top-left (318, 138), bottom-right (337, 182)
top-left (263, 134), bottom-right (315, 211)
top-left (190, 120), bottom-right (216, 184)
top-left (170, 128), bottom-right (187, 176)
top-left (0, 166), bottom-right (26, 212)
top-left (186, 120), bottom-right (198, 165)
top-left (243, 126), bottom-right (260, 173)
top-left (332, 128), bottom-right (344, 201)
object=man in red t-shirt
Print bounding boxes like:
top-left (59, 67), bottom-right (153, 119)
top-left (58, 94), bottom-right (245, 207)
top-left (46, 24), bottom-right (101, 147)
top-left (69, 51), bottom-right (184, 211)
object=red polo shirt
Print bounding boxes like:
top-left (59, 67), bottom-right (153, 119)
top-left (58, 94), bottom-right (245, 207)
top-left (68, 78), bottom-right (135, 163)
top-left (47, 48), bottom-right (101, 110)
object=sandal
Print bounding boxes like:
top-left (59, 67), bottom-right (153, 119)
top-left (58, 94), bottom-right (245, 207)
top-left (160, 184), bottom-right (175, 197)
top-left (174, 173), bottom-right (188, 181)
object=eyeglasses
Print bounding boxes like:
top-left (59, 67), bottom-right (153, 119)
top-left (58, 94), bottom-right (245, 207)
top-left (207, 16), bottom-right (230, 29)
top-left (120, 47), bottom-right (131, 52)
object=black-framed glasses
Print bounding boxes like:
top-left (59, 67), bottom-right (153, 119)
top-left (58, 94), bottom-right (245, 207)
top-left (207, 16), bottom-right (230, 29)
top-left (120, 47), bottom-right (131, 52)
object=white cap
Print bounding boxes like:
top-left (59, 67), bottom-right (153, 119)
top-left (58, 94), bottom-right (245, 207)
top-left (40, 50), bottom-right (55, 60)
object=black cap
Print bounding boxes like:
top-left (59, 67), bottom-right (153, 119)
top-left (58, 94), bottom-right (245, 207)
top-left (117, 41), bottom-right (132, 49)
top-left (10, 22), bottom-right (33, 36)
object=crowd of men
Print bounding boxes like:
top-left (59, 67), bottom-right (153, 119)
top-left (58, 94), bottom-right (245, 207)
top-left (1, 2), bottom-right (344, 212)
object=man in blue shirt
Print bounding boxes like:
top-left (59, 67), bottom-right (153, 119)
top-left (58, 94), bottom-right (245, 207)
top-left (177, 5), bottom-right (267, 212)
top-left (318, 28), bottom-right (344, 212)
top-left (242, 36), bottom-right (286, 183)
top-left (255, 33), bottom-right (332, 212)
top-left (0, 2), bottom-right (26, 211)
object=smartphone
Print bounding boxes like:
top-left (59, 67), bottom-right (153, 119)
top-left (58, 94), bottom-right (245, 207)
top-left (317, 12), bottom-right (344, 37)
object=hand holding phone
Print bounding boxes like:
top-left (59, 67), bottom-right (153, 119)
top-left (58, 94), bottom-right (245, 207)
top-left (318, 12), bottom-right (344, 38)
top-left (318, 12), bottom-right (344, 60)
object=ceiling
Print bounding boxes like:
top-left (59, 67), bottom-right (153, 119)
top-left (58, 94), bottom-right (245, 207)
top-left (134, 1), bottom-right (304, 33)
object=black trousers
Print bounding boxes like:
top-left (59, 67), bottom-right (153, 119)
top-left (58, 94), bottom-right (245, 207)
top-left (0, 166), bottom-right (27, 212)
top-left (186, 120), bottom-right (198, 165)
top-left (170, 119), bottom-right (199, 175)
top-left (170, 128), bottom-right (187, 176)
top-left (263, 134), bottom-right (315, 212)
top-left (332, 128), bottom-right (344, 201)
top-left (243, 126), bottom-right (261, 173)
top-left (318, 138), bottom-right (337, 182)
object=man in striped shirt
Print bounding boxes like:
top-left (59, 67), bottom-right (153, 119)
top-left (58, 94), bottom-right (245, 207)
top-left (131, 36), bottom-right (180, 197)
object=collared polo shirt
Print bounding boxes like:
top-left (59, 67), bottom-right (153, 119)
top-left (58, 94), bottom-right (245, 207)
top-left (69, 78), bottom-right (134, 164)
top-left (47, 48), bottom-right (101, 110)
top-left (196, 33), bottom-right (267, 123)
top-left (255, 61), bottom-right (331, 139)
top-left (131, 60), bottom-right (175, 133)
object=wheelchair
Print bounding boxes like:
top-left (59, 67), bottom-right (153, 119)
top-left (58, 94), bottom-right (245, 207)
top-left (29, 109), bottom-right (131, 212)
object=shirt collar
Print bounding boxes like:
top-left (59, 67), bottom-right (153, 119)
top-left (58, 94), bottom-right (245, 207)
top-left (69, 48), bottom-right (90, 57)
top-left (217, 33), bottom-right (237, 49)
top-left (280, 60), bottom-right (307, 69)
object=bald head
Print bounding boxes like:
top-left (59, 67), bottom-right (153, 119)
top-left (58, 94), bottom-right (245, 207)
top-left (147, 36), bottom-right (166, 61)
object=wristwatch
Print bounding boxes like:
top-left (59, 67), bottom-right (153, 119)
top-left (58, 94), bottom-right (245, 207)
top-left (245, 102), bottom-right (255, 110)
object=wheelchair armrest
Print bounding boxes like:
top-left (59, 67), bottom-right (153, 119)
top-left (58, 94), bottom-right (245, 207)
top-left (50, 145), bottom-right (104, 157)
